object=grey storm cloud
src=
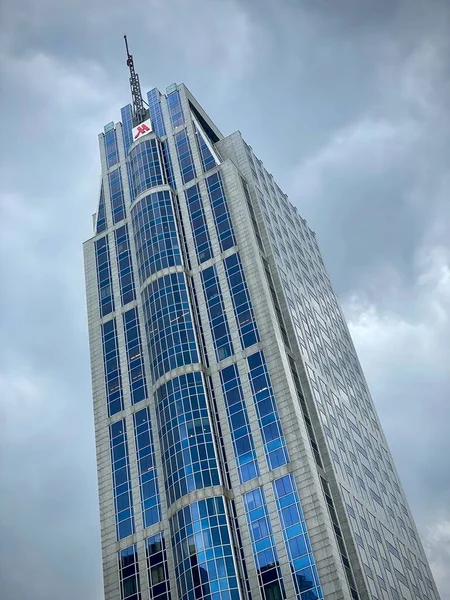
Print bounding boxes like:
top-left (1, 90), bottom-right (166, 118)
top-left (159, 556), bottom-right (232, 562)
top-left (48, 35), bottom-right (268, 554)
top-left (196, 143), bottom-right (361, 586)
top-left (0, 0), bottom-right (449, 598)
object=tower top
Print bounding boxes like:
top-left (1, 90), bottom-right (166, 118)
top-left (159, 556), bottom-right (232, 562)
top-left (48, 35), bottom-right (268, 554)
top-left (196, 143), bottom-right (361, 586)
top-left (123, 35), bottom-right (147, 126)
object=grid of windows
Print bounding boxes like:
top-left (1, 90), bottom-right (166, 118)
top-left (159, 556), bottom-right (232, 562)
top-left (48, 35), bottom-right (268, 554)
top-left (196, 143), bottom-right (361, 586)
top-left (146, 533), bottom-right (172, 600)
top-left (130, 138), bottom-right (164, 198)
top-left (121, 104), bottom-right (134, 154)
top-left (132, 190), bottom-right (182, 283)
top-left (243, 487), bottom-right (286, 600)
top-left (119, 544), bottom-right (142, 600)
top-left (108, 168), bottom-right (126, 224)
top-left (142, 272), bottom-right (199, 381)
top-left (161, 140), bottom-right (175, 188)
top-left (201, 265), bottom-right (234, 361)
top-left (170, 496), bottom-right (240, 600)
top-left (174, 129), bottom-right (197, 184)
top-left (147, 88), bottom-right (167, 137)
top-left (205, 172), bottom-right (236, 251)
top-left (185, 184), bottom-right (213, 264)
top-left (104, 128), bottom-right (119, 168)
top-left (247, 351), bottom-right (289, 470)
top-left (156, 372), bottom-right (220, 506)
top-left (195, 125), bottom-right (217, 172)
top-left (134, 407), bottom-right (161, 528)
top-left (110, 420), bottom-right (135, 540)
top-left (96, 182), bottom-right (107, 233)
top-left (167, 90), bottom-right (184, 128)
top-left (273, 475), bottom-right (323, 600)
top-left (219, 363), bottom-right (260, 483)
top-left (224, 252), bottom-right (260, 348)
top-left (95, 235), bottom-right (114, 317)
top-left (115, 224), bottom-right (136, 306)
top-left (102, 318), bottom-right (124, 416)
top-left (123, 308), bottom-right (147, 404)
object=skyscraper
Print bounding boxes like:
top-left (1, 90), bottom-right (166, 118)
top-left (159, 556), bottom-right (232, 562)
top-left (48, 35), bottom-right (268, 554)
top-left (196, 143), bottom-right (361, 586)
top-left (84, 64), bottom-right (440, 600)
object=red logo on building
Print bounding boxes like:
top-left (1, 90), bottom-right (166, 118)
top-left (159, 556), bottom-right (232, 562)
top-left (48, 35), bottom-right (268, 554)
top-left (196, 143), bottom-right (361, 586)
top-left (134, 123), bottom-right (150, 140)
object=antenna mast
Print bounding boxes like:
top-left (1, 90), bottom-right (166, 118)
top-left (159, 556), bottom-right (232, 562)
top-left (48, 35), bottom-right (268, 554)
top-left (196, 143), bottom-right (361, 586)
top-left (124, 35), bottom-right (147, 125)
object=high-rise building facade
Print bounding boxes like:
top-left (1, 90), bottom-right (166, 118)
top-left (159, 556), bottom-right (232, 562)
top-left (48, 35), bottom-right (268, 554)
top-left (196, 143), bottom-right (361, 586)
top-left (84, 79), bottom-right (440, 600)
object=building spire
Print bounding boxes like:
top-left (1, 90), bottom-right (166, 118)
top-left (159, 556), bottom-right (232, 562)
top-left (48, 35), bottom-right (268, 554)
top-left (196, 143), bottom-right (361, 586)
top-left (124, 35), bottom-right (147, 125)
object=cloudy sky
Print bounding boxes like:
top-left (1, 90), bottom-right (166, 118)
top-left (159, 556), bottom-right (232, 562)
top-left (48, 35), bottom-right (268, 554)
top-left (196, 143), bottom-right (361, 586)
top-left (0, 0), bottom-right (449, 598)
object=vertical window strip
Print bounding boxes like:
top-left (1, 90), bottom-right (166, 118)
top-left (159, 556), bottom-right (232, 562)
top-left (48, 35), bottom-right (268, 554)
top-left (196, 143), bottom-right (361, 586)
top-left (156, 372), bottom-right (220, 505)
top-left (170, 497), bottom-right (240, 600)
top-left (147, 88), bottom-right (167, 137)
top-left (224, 252), bottom-right (260, 348)
top-left (273, 474), bottom-right (323, 600)
top-left (110, 420), bottom-right (135, 540)
top-left (174, 129), bottom-right (196, 184)
top-left (185, 184), bottom-right (213, 264)
top-left (121, 104), bottom-right (134, 155)
top-left (131, 190), bottom-right (182, 284)
top-left (247, 351), bottom-right (290, 470)
top-left (119, 544), bottom-right (142, 600)
top-left (201, 265), bottom-right (234, 361)
top-left (108, 168), bottom-right (126, 224)
top-left (145, 533), bottom-right (172, 600)
top-left (133, 408), bottom-right (161, 528)
top-left (127, 161), bottom-right (135, 203)
top-left (161, 140), bottom-right (175, 188)
top-left (219, 364), bottom-right (260, 483)
top-left (142, 272), bottom-right (199, 381)
top-left (195, 126), bottom-right (217, 172)
top-left (205, 172), bottom-right (236, 251)
top-left (105, 128), bottom-right (119, 168)
top-left (96, 182), bottom-right (107, 233)
top-left (102, 318), bottom-right (124, 416)
top-left (95, 235), bottom-right (114, 317)
top-left (243, 487), bottom-right (287, 600)
top-left (115, 225), bottom-right (136, 306)
top-left (167, 90), bottom-right (184, 128)
top-left (130, 139), bottom-right (164, 198)
top-left (123, 308), bottom-right (147, 404)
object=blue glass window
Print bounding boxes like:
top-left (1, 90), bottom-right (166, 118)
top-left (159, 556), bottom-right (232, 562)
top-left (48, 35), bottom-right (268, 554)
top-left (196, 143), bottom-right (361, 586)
top-left (205, 172), bottom-right (236, 251)
top-left (161, 141), bottom-right (175, 188)
top-left (130, 138), bottom-right (163, 198)
top-left (119, 544), bottom-right (141, 600)
top-left (220, 364), bottom-right (260, 483)
top-left (123, 308), bottom-right (147, 404)
top-left (121, 104), bottom-right (134, 155)
top-left (224, 252), bottom-right (260, 348)
top-left (134, 408), bottom-right (161, 528)
top-left (127, 161), bottom-right (135, 203)
top-left (146, 533), bottom-right (172, 600)
top-left (108, 168), bottom-right (126, 224)
top-left (243, 487), bottom-right (286, 600)
top-left (102, 318), bottom-right (124, 416)
top-left (115, 225), bottom-right (136, 306)
top-left (201, 265), bottom-right (234, 361)
top-left (95, 235), bottom-right (114, 317)
top-left (142, 272), bottom-right (199, 381)
top-left (157, 372), bottom-right (220, 505)
top-left (147, 89), bottom-right (166, 137)
top-left (195, 125), bottom-right (217, 172)
top-left (170, 497), bottom-right (240, 600)
top-left (110, 420), bottom-right (135, 540)
top-left (167, 90), bottom-right (184, 128)
top-left (174, 129), bottom-right (196, 184)
top-left (247, 351), bottom-right (289, 470)
top-left (185, 184), bottom-right (212, 264)
top-left (96, 182), bottom-right (107, 234)
top-left (104, 128), bottom-right (119, 168)
top-left (273, 475), bottom-right (323, 600)
top-left (131, 190), bottom-right (182, 284)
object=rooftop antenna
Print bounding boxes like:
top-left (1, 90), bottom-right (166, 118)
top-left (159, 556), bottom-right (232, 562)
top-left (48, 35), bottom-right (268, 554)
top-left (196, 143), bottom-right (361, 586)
top-left (124, 35), bottom-right (148, 126)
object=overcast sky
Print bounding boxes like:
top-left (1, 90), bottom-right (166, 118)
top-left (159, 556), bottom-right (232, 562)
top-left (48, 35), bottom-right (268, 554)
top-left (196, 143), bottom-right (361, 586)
top-left (0, 0), bottom-right (449, 598)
